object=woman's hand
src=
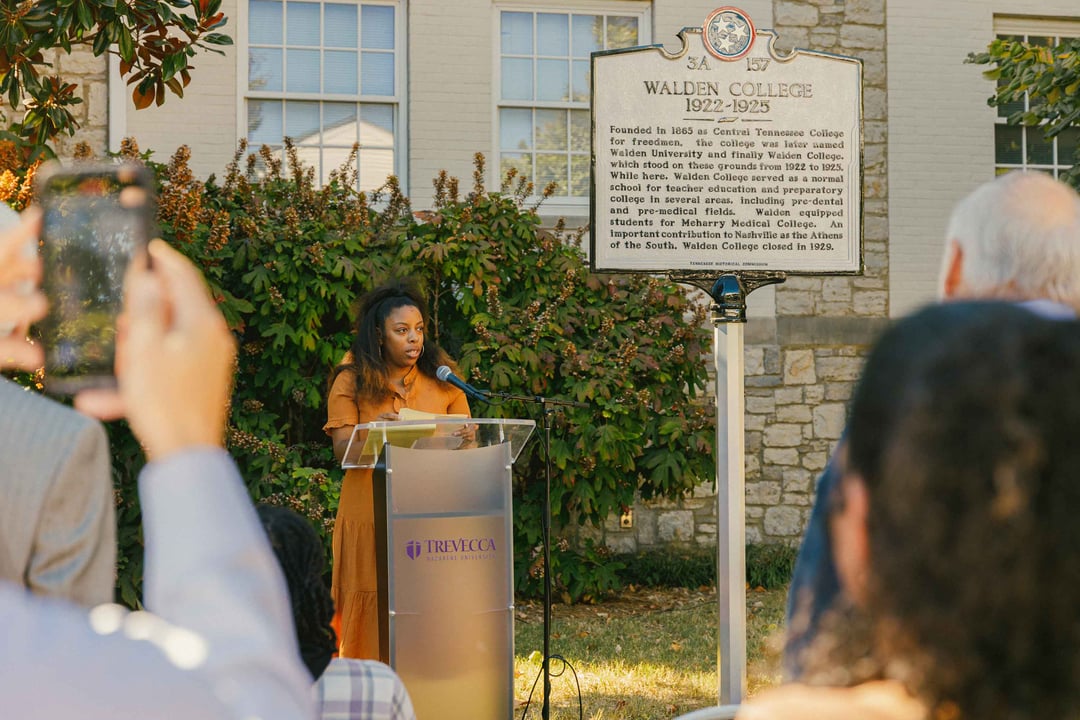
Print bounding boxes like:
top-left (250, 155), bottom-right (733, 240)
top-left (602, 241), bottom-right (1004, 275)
top-left (377, 411), bottom-right (400, 421)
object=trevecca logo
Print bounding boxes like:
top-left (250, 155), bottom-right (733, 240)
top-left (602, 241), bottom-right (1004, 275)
top-left (405, 540), bottom-right (422, 560)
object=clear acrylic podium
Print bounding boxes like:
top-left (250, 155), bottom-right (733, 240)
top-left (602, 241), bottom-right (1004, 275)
top-left (342, 418), bottom-right (535, 720)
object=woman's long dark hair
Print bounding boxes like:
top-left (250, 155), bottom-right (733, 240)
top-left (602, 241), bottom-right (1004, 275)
top-left (331, 279), bottom-right (454, 404)
top-left (255, 504), bottom-right (337, 680)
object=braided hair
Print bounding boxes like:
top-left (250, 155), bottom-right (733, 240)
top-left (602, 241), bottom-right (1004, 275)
top-left (256, 503), bottom-right (337, 679)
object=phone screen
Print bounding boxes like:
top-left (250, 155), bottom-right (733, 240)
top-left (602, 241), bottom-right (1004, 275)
top-left (37, 165), bottom-right (154, 394)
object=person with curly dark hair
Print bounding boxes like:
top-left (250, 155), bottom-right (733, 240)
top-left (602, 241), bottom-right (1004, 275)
top-left (324, 279), bottom-right (471, 660)
top-left (743, 301), bottom-right (1080, 720)
top-left (257, 504), bottom-right (416, 720)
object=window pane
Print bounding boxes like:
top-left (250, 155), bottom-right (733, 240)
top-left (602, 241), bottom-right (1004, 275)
top-left (607, 16), bottom-right (639, 49)
top-left (249, 48), bottom-right (283, 91)
top-left (362, 5), bottom-right (395, 49)
top-left (1058, 126), bottom-right (1080, 166)
top-left (361, 51), bottom-right (394, 95)
top-left (538, 13), bottom-right (568, 56)
top-left (502, 58), bottom-right (533, 100)
top-left (248, 100), bottom-right (283, 146)
top-left (359, 147), bottom-right (395, 189)
top-left (500, 153), bottom-right (532, 186)
top-left (1026, 126), bottom-right (1053, 165)
top-left (537, 59), bottom-right (568, 101)
top-left (295, 144), bottom-right (321, 174)
top-left (325, 50), bottom-right (358, 94)
top-left (325, 4), bottom-right (357, 48)
top-left (570, 155), bottom-right (589, 195)
top-left (249, 0), bottom-right (283, 45)
top-left (287, 49), bottom-right (321, 92)
top-left (324, 103), bottom-right (358, 145)
top-left (359, 104), bottom-right (394, 145)
top-left (287, 2), bottom-right (320, 45)
top-left (535, 109), bottom-right (566, 150)
top-left (536, 153), bottom-right (567, 194)
top-left (570, 109), bottom-right (589, 151)
top-left (1029, 35), bottom-right (1052, 47)
top-left (571, 59), bottom-right (589, 102)
top-left (323, 145), bottom-right (355, 186)
top-left (502, 12), bottom-right (533, 55)
top-left (995, 124), bottom-right (1022, 165)
top-left (572, 15), bottom-right (602, 57)
top-left (285, 100), bottom-right (321, 143)
top-left (996, 81), bottom-right (1024, 119)
top-left (500, 108), bottom-right (532, 150)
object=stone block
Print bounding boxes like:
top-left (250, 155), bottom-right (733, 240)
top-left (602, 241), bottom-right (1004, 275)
top-left (782, 468), bottom-right (814, 494)
top-left (764, 506), bottom-right (804, 537)
top-left (784, 349), bottom-right (817, 385)
top-left (775, 387), bottom-right (804, 405)
top-left (745, 414), bottom-right (766, 432)
top-left (817, 355), bottom-right (863, 381)
top-left (813, 402), bottom-right (847, 439)
top-left (745, 347), bottom-right (766, 375)
top-left (764, 422), bottom-right (805, 448)
top-left (695, 533), bottom-right (718, 547)
top-left (863, 87), bottom-right (887, 122)
top-left (802, 451), bottom-right (828, 472)
top-left (861, 51), bottom-right (886, 85)
top-left (745, 453), bottom-right (761, 477)
top-left (821, 277), bottom-right (853, 303)
top-left (824, 381), bottom-right (855, 401)
top-left (764, 347), bottom-right (782, 374)
top-left (746, 506), bottom-right (764, 519)
top-left (746, 430), bottom-right (763, 453)
top-left (58, 48), bottom-right (108, 77)
top-left (782, 492), bottom-right (812, 506)
top-left (776, 405), bottom-right (812, 423)
top-left (804, 385), bottom-right (825, 403)
top-left (745, 481), bottom-right (782, 505)
top-left (605, 534), bottom-right (638, 554)
top-left (854, 290), bottom-right (888, 315)
top-left (658, 510), bottom-right (695, 542)
top-left (846, 0), bottom-right (885, 25)
top-left (809, 30), bottom-right (839, 50)
top-left (697, 522), bottom-right (717, 536)
top-left (840, 24), bottom-right (885, 51)
top-left (746, 395), bottom-right (777, 415)
top-left (863, 120), bottom-right (886, 145)
top-left (692, 480), bottom-right (715, 499)
top-left (745, 525), bottom-right (763, 544)
top-left (638, 511), bottom-right (657, 545)
top-left (776, 2), bottom-right (819, 26)
top-left (764, 447), bottom-right (800, 466)
top-left (777, 290), bottom-right (815, 315)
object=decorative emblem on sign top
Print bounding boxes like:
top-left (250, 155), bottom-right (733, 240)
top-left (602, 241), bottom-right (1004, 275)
top-left (405, 539), bottom-right (422, 560)
top-left (703, 7), bottom-right (756, 61)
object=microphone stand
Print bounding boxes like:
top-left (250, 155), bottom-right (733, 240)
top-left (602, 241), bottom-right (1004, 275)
top-left (479, 388), bottom-right (588, 720)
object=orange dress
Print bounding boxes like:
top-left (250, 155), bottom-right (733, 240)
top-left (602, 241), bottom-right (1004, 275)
top-left (324, 363), bottom-right (470, 660)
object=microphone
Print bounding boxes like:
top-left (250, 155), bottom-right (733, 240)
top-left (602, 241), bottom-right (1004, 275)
top-left (436, 365), bottom-right (489, 402)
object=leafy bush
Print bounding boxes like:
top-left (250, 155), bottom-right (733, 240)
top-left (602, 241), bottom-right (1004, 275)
top-left (617, 548), bottom-right (716, 589)
top-left (12, 142), bottom-right (714, 604)
top-left (746, 543), bottom-right (797, 590)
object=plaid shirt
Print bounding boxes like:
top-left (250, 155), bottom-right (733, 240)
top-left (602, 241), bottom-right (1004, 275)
top-left (314, 658), bottom-right (417, 720)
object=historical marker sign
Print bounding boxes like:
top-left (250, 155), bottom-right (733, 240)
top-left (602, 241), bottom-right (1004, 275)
top-left (590, 7), bottom-right (863, 274)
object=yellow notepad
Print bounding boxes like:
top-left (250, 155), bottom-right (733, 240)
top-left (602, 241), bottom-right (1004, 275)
top-left (358, 408), bottom-right (468, 457)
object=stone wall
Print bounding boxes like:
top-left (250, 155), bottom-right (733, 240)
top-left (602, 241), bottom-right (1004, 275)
top-left (46, 47), bottom-right (109, 158)
top-left (596, 0), bottom-right (890, 554)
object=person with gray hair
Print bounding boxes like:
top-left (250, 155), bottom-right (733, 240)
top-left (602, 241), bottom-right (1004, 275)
top-left (783, 171), bottom-right (1080, 680)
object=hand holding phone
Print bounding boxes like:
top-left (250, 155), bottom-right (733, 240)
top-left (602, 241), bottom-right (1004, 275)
top-left (35, 163), bottom-right (155, 395)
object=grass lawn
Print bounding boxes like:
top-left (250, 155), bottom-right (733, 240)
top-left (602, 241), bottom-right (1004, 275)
top-left (513, 585), bottom-right (787, 720)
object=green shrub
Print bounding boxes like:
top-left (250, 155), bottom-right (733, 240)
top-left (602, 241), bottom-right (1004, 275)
top-left (16, 142), bottom-right (715, 605)
top-left (746, 543), bottom-right (797, 589)
top-left (617, 547), bottom-right (717, 589)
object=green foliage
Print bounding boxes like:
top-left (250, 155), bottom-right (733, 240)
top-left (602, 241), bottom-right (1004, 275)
top-left (616, 548), bottom-right (716, 589)
top-left (394, 157), bottom-right (715, 599)
top-left (968, 36), bottom-right (1080, 187)
top-left (746, 543), bottom-right (796, 590)
top-left (0, 0), bottom-right (231, 153)
top-left (36, 143), bottom-right (712, 605)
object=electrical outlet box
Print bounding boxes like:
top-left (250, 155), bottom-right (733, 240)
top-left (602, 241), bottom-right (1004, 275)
top-left (619, 510), bottom-right (634, 529)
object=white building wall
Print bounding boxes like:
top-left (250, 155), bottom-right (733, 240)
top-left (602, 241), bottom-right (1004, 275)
top-left (121, 0), bottom-right (240, 179)
top-left (888, 0), bottom-right (1080, 316)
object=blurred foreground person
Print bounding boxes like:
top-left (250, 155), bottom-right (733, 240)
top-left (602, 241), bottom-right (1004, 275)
top-left (257, 504), bottom-right (417, 720)
top-left (0, 220), bottom-right (312, 719)
top-left (745, 302), bottom-right (1080, 720)
top-left (0, 207), bottom-right (114, 605)
top-left (784, 171), bottom-right (1080, 677)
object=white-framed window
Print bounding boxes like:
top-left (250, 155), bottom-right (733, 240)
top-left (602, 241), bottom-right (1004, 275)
top-left (242, 0), bottom-right (403, 190)
top-left (495, 4), bottom-right (650, 210)
top-left (993, 17), bottom-right (1080, 179)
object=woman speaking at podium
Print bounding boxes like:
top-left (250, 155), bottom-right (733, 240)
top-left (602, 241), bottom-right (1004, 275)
top-left (324, 280), bottom-right (472, 660)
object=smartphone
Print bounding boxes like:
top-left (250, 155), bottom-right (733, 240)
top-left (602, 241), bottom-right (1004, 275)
top-left (35, 163), bottom-right (155, 395)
